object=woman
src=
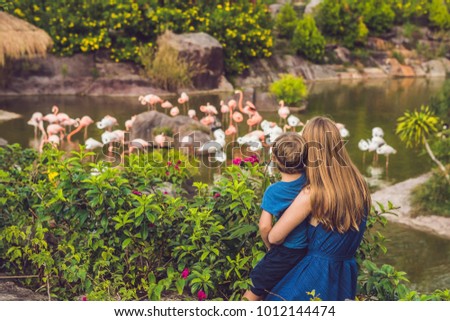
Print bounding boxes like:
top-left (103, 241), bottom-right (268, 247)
top-left (266, 116), bottom-right (371, 301)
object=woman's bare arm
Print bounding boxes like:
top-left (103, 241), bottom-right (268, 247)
top-left (268, 187), bottom-right (312, 245)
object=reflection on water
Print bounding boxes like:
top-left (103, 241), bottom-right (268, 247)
top-left (0, 78), bottom-right (449, 292)
top-left (375, 222), bottom-right (450, 293)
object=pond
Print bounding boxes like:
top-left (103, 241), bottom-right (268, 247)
top-left (0, 77), bottom-right (448, 293)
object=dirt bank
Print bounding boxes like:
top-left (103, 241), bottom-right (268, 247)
top-left (371, 173), bottom-right (450, 240)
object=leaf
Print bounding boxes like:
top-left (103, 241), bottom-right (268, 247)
top-left (176, 279), bottom-right (186, 295)
top-left (122, 238), bottom-right (132, 250)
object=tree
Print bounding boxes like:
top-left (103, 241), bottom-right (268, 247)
top-left (292, 15), bottom-right (325, 63)
top-left (396, 105), bottom-right (449, 181)
top-left (275, 3), bottom-right (298, 39)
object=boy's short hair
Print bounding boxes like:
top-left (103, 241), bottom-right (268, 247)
top-left (272, 132), bottom-right (307, 174)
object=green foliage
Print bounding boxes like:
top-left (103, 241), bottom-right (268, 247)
top-left (353, 0), bottom-right (396, 35)
top-left (292, 15), bottom-right (326, 63)
top-left (269, 74), bottom-right (308, 106)
top-left (8, 1), bottom-right (273, 75)
top-left (411, 169), bottom-right (450, 217)
top-left (429, 0), bottom-right (450, 30)
top-left (1, 145), bottom-right (448, 301)
top-left (274, 3), bottom-right (298, 39)
top-left (396, 105), bottom-right (440, 148)
top-left (316, 0), bottom-right (368, 48)
top-left (140, 39), bottom-right (195, 92)
top-left (392, 51), bottom-right (405, 64)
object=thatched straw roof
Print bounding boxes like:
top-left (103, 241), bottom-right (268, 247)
top-left (0, 11), bottom-right (53, 66)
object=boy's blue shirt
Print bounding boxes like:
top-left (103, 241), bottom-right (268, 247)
top-left (261, 174), bottom-right (308, 249)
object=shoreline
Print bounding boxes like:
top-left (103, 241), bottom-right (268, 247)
top-left (371, 173), bottom-right (450, 240)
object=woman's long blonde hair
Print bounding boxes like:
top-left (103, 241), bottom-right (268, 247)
top-left (302, 116), bottom-right (371, 233)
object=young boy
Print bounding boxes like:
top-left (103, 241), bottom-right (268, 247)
top-left (243, 132), bottom-right (309, 300)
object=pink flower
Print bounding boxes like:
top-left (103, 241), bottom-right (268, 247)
top-left (165, 171), bottom-right (170, 176)
top-left (81, 295), bottom-right (87, 301)
top-left (197, 290), bottom-right (207, 301)
top-left (232, 157), bottom-right (242, 165)
top-left (132, 190), bottom-right (142, 196)
top-left (167, 161), bottom-right (172, 166)
top-left (181, 268), bottom-right (189, 279)
top-left (177, 160), bottom-right (182, 165)
top-left (213, 192), bottom-right (221, 199)
top-left (163, 191), bottom-right (168, 195)
top-left (174, 165), bottom-right (179, 170)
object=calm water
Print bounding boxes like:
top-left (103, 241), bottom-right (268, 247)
top-left (0, 78), bottom-right (449, 293)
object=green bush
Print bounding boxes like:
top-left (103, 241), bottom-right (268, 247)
top-left (316, 0), bottom-right (368, 48)
top-left (354, 0), bottom-right (396, 35)
top-left (292, 15), bottom-right (326, 63)
top-left (269, 74), bottom-right (308, 106)
top-left (428, 0), bottom-right (450, 30)
top-left (274, 3), bottom-right (298, 39)
top-left (411, 169), bottom-right (450, 217)
top-left (8, 1), bottom-right (273, 75)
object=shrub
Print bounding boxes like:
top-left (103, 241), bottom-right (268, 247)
top-left (354, 0), bottom-right (396, 35)
top-left (292, 15), bottom-right (326, 63)
top-left (269, 74), bottom-right (308, 106)
top-left (315, 0), bottom-right (368, 48)
top-left (139, 33), bottom-right (197, 92)
top-left (411, 169), bottom-right (450, 217)
top-left (274, 3), bottom-right (298, 39)
top-left (428, 0), bottom-right (450, 30)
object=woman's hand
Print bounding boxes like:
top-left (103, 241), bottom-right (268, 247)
top-left (268, 187), bottom-right (312, 245)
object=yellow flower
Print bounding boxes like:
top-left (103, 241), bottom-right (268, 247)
top-left (48, 171), bottom-right (58, 182)
top-left (34, 16), bottom-right (41, 22)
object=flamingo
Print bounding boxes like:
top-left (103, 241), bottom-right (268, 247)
top-left (85, 138), bottom-right (103, 151)
top-left (47, 134), bottom-right (60, 147)
top-left (220, 100), bottom-right (230, 125)
top-left (27, 112), bottom-right (43, 138)
top-left (200, 115), bottom-right (215, 127)
top-left (278, 100), bottom-right (290, 125)
top-left (377, 144), bottom-right (397, 169)
top-left (283, 115), bottom-right (304, 132)
top-left (125, 115), bottom-right (136, 132)
top-left (42, 109), bottom-right (58, 124)
top-left (247, 111), bottom-right (263, 132)
top-left (161, 101), bottom-right (173, 114)
top-left (129, 138), bottom-right (149, 153)
top-left (170, 107), bottom-right (180, 117)
top-left (177, 92), bottom-right (189, 113)
top-left (372, 127), bottom-right (384, 138)
top-left (335, 123), bottom-right (350, 138)
top-left (188, 109), bottom-right (198, 121)
top-left (96, 115), bottom-right (117, 131)
top-left (154, 133), bottom-right (167, 148)
top-left (60, 117), bottom-right (79, 131)
top-left (47, 124), bottom-right (65, 140)
top-left (67, 116), bottom-right (94, 142)
top-left (237, 130), bottom-right (265, 152)
top-left (261, 120), bottom-right (283, 145)
top-left (358, 139), bottom-right (370, 164)
top-left (139, 94), bottom-right (163, 111)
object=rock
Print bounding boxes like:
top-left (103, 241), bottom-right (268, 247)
top-left (131, 111), bottom-right (212, 153)
top-left (216, 75), bottom-right (234, 92)
top-left (383, 58), bottom-right (415, 77)
top-left (157, 31), bottom-right (224, 90)
top-left (363, 68), bottom-right (388, 79)
top-left (334, 46), bottom-right (351, 63)
top-left (439, 58), bottom-right (450, 74)
top-left (0, 138), bottom-right (7, 146)
top-left (422, 60), bottom-right (447, 78)
top-left (268, 4), bottom-right (283, 18)
top-left (367, 37), bottom-right (391, 51)
top-left (0, 110), bottom-right (21, 121)
top-left (0, 281), bottom-right (47, 301)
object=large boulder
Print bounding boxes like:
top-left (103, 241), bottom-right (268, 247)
top-left (158, 31), bottom-right (224, 90)
top-left (130, 111), bottom-right (212, 153)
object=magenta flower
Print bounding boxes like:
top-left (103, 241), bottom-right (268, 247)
top-left (163, 191), bottom-right (168, 195)
top-left (213, 192), bottom-right (221, 199)
top-left (177, 160), bottom-right (182, 165)
top-left (197, 290), bottom-right (207, 301)
top-left (132, 190), bottom-right (142, 196)
top-left (167, 161), bottom-right (172, 166)
top-left (181, 268), bottom-right (189, 279)
top-left (81, 295), bottom-right (87, 301)
top-left (165, 171), bottom-right (170, 176)
top-left (232, 157), bottom-right (242, 165)
top-left (174, 165), bottom-right (179, 170)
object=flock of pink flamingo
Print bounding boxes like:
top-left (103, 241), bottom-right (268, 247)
top-left (25, 91), bottom-right (400, 169)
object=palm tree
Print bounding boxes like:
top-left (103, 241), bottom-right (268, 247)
top-left (396, 105), bottom-right (449, 181)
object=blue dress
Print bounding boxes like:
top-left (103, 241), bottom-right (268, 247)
top-left (266, 217), bottom-right (367, 301)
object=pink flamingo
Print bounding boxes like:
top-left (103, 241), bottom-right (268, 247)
top-left (139, 94), bottom-right (163, 111)
top-left (247, 111), bottom-right (263, 132)
top-left (170, 107), bottom-right (180, 117)
top-left (200, 115), bottom-right (215, 127)
top-left (220, 100), bottom-right (230, 126)
top-left (161, 101), bottom-right (173, 114)
top-left (177, 92), bottom-right (189, 113)
top-left (47, 124), bottom-right (65, 140)
top-left (154, 133), bottom-right (167, 148)
top-left (42, 108), bottom-right (58, 124)
top-left (27, 112), bottom-right (43, 138)
top-left (278, 100), bottom-right (290, 125)
top-left (97, 115), bottom-right (117, 131)
top-left (85, 138), bottom-right (103, 151)
top-left (188, 109), bottom-right (198, 121)
top-left (125, 115), bottom-right (136, 132)
top-left (67, 116), bottom-right (94, 142)
top-left (129, 138), bottom-right (149, 153)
